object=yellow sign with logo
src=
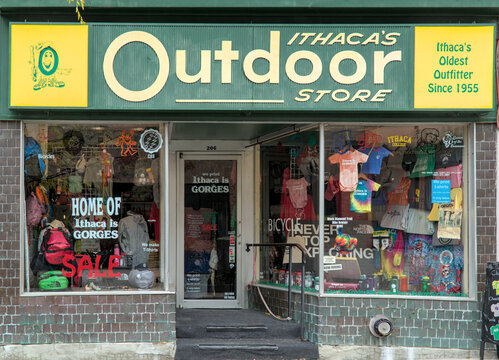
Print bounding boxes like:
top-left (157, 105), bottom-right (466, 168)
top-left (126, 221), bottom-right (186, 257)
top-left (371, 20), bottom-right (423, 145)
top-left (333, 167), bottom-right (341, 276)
top-left (10, 24), bottom-right (88, 107)
top-left (414, 26), bottom-right (494, 109)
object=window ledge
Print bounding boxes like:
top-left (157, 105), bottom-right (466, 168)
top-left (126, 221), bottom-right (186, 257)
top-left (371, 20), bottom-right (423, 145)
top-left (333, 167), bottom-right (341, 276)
top-left (20, 290), bottom-right (176, 297)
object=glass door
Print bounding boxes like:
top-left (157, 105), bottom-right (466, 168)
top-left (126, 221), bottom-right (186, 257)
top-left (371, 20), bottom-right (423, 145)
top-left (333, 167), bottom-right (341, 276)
top-left (178, 154), bottom-right (241, 308)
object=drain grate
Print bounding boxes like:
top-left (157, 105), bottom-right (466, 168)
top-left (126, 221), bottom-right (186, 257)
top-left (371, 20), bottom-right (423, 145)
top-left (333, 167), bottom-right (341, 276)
top-left (206, 325), bottom-right (267, 332)
top-left (198, 344), bottom-right (278, 351)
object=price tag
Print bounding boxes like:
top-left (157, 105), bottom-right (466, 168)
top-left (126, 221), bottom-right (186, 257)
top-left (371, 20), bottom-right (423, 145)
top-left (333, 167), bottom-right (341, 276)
top-left (323, 256), bottom-right (336, 264)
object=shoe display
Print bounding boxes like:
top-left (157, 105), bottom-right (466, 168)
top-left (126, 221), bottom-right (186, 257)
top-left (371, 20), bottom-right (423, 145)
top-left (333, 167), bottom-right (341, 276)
top-left (85, 282), bottom-right (102, 291)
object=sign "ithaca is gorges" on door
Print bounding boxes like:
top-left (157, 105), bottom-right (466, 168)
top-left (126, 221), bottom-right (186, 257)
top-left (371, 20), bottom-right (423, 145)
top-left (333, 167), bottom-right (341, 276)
top-left (9, 24), bottom-right (495, 111)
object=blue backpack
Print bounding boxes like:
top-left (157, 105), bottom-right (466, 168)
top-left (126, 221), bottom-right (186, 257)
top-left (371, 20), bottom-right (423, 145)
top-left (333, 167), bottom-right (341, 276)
top-left (24, 137), bottom-right (45, 180)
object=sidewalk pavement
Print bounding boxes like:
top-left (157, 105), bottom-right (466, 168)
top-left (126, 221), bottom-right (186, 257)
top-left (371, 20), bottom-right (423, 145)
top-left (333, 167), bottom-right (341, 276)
top-left (1, 343), bottom-right (498, 359)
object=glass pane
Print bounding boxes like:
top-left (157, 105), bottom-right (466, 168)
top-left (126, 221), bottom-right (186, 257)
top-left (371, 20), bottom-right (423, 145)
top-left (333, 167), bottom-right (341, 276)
top-left (323, 125), bottom-right (467, 297)
top-left (184, 160), bottom-right (237, 300)
top-left (259, 128), bottom-right (320, 292)
top-left (24, 123), bottom-right (164, 292)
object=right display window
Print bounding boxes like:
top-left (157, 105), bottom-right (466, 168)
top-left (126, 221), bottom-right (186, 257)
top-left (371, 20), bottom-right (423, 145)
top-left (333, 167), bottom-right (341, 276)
top-left (323, 124), bottom-right (468, 297)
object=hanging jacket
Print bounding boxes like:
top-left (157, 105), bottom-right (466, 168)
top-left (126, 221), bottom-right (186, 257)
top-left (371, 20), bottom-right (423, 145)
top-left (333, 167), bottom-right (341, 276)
top-left (118, 211), bottom-right (150, 268)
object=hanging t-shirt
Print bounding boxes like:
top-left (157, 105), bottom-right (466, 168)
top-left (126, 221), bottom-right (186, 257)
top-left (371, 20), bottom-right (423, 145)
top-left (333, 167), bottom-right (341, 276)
top-left (280, 168), bottom-right (316, 221)
top-left (491, 325), bottom-right (499, 341)
top-left (386, 148), bottom-right (405, 169)
top-left (328, 149), bottom-right (369, 192)
top-left (350, 179), bottom-right (381, 213)
top-left (371, 188), bottom-right (387, 206)
top-left (325, 176), bottom-right (340, 202)
top-left (406, 234), bottom-right (433, 285)
top-left (359, 146), bottom-right (392, 174)
top-left (408, 177), bottom-right (433, 211)
top-left (409, 144), bottom-right (436, 178)
top-left (286, 177), bottom-right (309, 209)
top-left (433, 164), bottom-right (463, 188)
top-left (435, 142), bottom-right (462, 169)
top-left (437, 205), bottom-right (463, 240)
top-left (380, 204), bottom-right (409, 231)
top-left (406, 208), bottom-right (435, 235)
top-left (429, 245), bottom-right (464, 294)
top-left (401, 151), bottom-right (417, 173)
top-left (336, 191), bottom-right (368, 221)
top-left (387, 177), bottom-right (411, 205)
top-left (427, 188), bottom-right (463, 221)
top-left (379, 229), bottom-right (405, 281)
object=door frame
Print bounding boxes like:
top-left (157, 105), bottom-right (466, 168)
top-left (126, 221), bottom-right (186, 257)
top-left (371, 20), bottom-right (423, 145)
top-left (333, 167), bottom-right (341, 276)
top-left (176, 152), bottom-right (243, 309)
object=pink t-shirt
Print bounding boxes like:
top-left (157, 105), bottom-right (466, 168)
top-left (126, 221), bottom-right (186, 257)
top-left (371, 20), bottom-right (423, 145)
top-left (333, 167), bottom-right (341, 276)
top-left (280, 168), bottom-right (316, 221)
top-left (433, 164), bottom-right (463, 188)
top-left (328, 149), bottom-right (369, 192)
top-left (286, 177), bottom-right (309, 209)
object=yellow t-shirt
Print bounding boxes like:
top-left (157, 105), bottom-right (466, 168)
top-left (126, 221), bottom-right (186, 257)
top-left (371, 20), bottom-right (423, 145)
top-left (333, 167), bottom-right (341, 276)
top-left (427, 188), bottom-right (462, 221)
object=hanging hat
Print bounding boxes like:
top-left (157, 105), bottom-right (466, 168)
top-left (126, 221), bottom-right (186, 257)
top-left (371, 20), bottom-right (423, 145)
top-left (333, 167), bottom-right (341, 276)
top-left (63, 130), bottom-right (84, 155)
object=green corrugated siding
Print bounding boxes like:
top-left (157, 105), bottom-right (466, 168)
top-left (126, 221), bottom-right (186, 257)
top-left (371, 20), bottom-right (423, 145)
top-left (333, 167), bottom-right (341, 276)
top-left (2, 0), bottom-right (499, 9)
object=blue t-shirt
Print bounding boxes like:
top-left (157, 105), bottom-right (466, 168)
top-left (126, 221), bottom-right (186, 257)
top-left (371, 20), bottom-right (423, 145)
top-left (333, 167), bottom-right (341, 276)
top-left (360, 147), bottom-right (392, 174)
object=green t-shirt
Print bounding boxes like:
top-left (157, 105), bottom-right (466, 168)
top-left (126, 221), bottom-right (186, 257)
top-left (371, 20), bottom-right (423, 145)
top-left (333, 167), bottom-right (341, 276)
top-left (409, 144), bottom-right (435, 178)
top-left (491, 324), bottom-right (499, 340)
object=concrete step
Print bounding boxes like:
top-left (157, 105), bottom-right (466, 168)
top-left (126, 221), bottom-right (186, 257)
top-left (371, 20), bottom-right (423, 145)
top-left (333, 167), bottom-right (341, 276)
top-left (175, 338), bottom-right (319, 360)
top-left (176, 309), bottom-right (300, 339)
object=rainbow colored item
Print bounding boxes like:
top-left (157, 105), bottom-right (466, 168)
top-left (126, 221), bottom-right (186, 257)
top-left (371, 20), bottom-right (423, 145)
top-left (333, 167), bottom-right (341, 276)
top-left (334, 233), bottom-right (358, 254)
top-left (350, 179), bottom-right (381, 213)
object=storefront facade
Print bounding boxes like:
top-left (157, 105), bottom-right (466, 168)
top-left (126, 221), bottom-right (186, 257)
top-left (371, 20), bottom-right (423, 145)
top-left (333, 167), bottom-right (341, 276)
top-left (0, 1), bottom-right (497, 353)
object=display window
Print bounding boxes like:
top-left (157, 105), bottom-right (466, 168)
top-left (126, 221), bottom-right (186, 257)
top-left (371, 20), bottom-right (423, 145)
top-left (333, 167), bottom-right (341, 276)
top-left (23, 123), bottom-right (164, 293)
top-left (259, 127), bottom-right (321, 292)
top-left (259, 124), bottom-right (469, 298)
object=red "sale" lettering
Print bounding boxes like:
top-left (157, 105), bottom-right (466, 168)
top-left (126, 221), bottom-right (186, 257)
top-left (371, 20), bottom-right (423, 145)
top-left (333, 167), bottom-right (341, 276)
top-left (62, 254), bottom-right (121, 278)
top-left (202, 224), bottom-right (217, 231)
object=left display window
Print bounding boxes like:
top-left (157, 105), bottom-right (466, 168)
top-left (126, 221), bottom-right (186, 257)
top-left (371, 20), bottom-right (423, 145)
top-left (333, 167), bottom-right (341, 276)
top-left (23, 123), bottom-right (164, 293)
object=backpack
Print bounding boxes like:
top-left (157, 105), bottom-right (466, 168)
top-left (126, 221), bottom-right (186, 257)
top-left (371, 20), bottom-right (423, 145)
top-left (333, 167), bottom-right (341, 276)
top-left (38, 270), bottom-right (69, 291)
top-left (41, 227), bottom-right (74, 265)
top-left (24, 137), bottom-right (45, 180)
top-left (26, 192), bottom-right (44, 227)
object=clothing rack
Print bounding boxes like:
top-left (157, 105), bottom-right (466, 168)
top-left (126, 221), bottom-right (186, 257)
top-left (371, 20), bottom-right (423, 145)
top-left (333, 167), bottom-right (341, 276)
top-left (50, 145), bottom-right (103, 198)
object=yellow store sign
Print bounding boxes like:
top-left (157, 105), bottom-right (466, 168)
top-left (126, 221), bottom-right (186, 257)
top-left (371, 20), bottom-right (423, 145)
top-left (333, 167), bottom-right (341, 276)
top-left (414, 26), bottom-right (494, 109)
top-left (10, 24), bottom-right (88, 107)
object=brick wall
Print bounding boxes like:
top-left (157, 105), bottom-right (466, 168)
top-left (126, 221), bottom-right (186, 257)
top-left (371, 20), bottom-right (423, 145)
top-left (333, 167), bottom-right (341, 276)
top-left (249, 287), bottom-right (482, 349)
top-left (0, 121), bottom-right (176, 345)
top-left (249, 123), bottom-right (497, 350)
top-left (476, 124), bottom-right (497, 293)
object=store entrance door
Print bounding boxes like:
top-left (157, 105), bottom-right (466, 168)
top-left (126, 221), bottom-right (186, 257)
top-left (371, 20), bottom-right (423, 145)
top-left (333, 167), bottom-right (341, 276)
top-left (178, 154), bottom-right (242, 308)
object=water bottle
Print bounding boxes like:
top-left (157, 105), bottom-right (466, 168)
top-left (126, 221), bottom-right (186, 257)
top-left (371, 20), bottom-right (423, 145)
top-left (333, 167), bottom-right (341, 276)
top-left (114, 244), bottom-right (120, 266)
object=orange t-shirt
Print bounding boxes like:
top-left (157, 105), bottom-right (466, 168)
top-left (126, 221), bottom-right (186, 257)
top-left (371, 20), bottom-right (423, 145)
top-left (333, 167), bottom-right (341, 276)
top-left (328, 149), bottom-right (369, 192)
top-left (387, 177), bottom-right (411, 205)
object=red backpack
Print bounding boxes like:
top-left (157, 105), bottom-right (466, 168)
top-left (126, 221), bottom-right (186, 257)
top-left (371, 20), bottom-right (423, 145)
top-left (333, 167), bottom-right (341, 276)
top-left (41, 228), bottom-right (73, 265)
